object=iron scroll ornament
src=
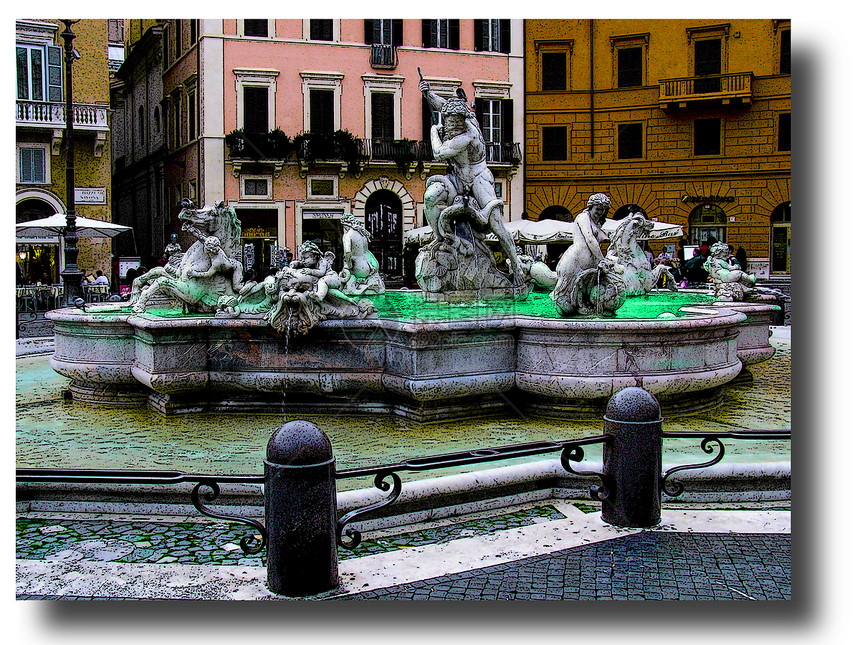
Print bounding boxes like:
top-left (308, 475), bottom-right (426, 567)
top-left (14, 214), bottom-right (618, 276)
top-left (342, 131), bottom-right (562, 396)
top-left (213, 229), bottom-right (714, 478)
top-left (560, 444), bottom-right (612, 501)
top-left (336, 471), bottom-right (402, 550)
top-left (191, 480), bottom-right (268, 554)
top-left (660, 436), bottom-right (727, 497)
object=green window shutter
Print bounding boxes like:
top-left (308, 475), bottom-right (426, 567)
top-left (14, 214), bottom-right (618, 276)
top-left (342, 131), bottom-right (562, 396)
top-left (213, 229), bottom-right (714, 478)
top-left (47, 45), bottom-right (63, 103)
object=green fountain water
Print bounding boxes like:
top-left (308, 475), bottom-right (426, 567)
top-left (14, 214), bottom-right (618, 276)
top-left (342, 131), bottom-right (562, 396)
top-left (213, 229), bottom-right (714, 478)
top-left (16, 331), bottom-right (790, 490)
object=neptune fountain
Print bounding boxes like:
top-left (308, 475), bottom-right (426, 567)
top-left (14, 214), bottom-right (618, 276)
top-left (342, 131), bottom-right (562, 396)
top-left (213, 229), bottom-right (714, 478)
top-left (46, 74), bottom-right (782, 421)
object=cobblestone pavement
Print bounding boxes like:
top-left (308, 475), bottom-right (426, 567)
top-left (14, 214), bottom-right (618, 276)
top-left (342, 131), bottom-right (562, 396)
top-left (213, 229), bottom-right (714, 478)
top-left (16, 504), bottom-right (572, 568)
top-left (337, 532), bottom-right (791, 601)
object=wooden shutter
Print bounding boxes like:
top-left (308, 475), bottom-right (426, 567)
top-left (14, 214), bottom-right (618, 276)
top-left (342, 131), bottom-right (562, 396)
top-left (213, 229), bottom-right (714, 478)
top-left (422, 19), bottom-right (432, 47)
top-left (393, 20), bottom-right (403, 46)
top-left (371, 93), bottom-right (394, 140)
top-left (502, 99), bottom-right (513, 143)
top-left (500, 19), bottom-right (511, 53)
top-left (310, 89), bottom-right (334, 134)
top-left (364, 19), bottom-right (374, 44)
top-left (474, 20), bottom-right (487, 51)
top-left (46, 46), bottom-right (63, 103)
top-left (449, 19), bottom-right (460, 50)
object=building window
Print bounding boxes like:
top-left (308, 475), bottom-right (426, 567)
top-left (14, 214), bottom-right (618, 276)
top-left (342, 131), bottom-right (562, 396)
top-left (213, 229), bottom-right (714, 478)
top-left (693, 38), bottom-right (722, 93)
top-left (777, 113), bottom-right (790, 152)
top-left (243, 20), bottom-right (269, 38)
top-left (365, 19), bottom-right (403, 45)
top-left (309, 19), bottom-right (333, 41)
top-left (688, 203), bottom-right (727, 246)
top-left (241, 175), bottom-right (272, 200)
top-left (475, 19), bottom-right (510, 53)
top-left (16, 43), bottom-right (63, 102)
top-left (780, 29), bottom-right (791, 74)
top-left (18, 145), bottom-right (49, 184)
top-left (371, 92), bottom-right (395, 140)
top-left (309, 89), bottom-right (335, 134)
top-left (189, 19), bottom-right (198, 44)
top-left (243, 86), bottom-right (268, 134)
top-left (693, 118), bottom-right (721, 156)
top-left (301, 72), bottom-right (343, 133)
top-left (618, 47), bottom-right (643, 87)
top-left (542, 126), bottom-right (567, 161)
top-left (174, 20), bottom-right (182, 58)
top-left (618, 122), bottom-right (643, 159)
top-left (475, 98), bottom-right (513, 161)
top-left (307, 175), bottom-right (337, 198)
top-left (362, 74), bottom-right (404, 141)
top-left (422, 19), bottom-right (459, 49)
top-left (187, 89), bottom-right (197, 142)
top-left (138, 106), bottom-right (145, 145)
top-left (541, 52), bottom-right (566, 91)
top-left (770, 202), bottom-right (790, 273)
top-left (154, 106), bottom-right (161, 132)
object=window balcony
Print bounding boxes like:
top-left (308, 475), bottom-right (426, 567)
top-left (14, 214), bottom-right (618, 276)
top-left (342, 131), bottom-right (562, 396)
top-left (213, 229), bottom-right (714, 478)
top-left (658, 72), bottom-right (753, 109)
top-left (16, 100), bottom-right (110, 132)
top-left (370, 44), bottom-right (398, 69)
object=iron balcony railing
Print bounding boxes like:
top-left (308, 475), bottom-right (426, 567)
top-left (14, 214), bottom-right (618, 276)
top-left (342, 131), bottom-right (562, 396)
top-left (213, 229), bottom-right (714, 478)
top-left (658, 72), bottom-right (753, 107)
top-left (16, 100), bottom-right (110, 131)
top-left (292, 136), bottom-right (522, 167)
top-left (370, 43), bottom-right (398, 69)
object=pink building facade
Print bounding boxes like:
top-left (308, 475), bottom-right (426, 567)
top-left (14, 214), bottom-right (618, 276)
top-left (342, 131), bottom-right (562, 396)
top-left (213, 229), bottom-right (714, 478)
top-left (161, 19), bottom-right (524, 285)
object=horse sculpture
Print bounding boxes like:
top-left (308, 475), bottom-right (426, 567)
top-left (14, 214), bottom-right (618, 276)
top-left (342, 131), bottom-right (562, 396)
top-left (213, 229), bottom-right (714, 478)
top-left (606, 212), bottom-right (678, 296)
top-left (130, 200), bottom-right (244, 314)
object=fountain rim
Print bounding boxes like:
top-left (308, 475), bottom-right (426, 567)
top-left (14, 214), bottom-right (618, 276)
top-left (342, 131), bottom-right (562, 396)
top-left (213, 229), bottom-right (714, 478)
top-left (46, 304), bottom-right (755, 334)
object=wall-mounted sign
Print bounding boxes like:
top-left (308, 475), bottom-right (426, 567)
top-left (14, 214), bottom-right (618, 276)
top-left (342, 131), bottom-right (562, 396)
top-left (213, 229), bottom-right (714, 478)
top-left (681, 195), bottom-right (735, 204)
top-left (303, 210), bottom-right (343, 220)
top-left (75, 188), bottom-right (106, 204)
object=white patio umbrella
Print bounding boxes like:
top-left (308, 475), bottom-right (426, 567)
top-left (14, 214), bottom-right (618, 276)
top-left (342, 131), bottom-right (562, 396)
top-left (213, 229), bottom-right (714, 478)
top-left (404, 217), bottom-right (684, 246)
top-left (16, 213), bottom-right (133, 240)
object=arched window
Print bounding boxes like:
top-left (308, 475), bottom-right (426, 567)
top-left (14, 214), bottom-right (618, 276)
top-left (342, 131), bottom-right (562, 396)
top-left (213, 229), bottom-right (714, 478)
top-left (613, 204), bottom-right (645, 220)
top-left (538, 205), bottom-right (573, 222)
top-left (154, 106), bottom-right (161, 133)
top-left (770, 202), bottom-right (790, 273)
top-left (688, 203), bottom-right (727, 246)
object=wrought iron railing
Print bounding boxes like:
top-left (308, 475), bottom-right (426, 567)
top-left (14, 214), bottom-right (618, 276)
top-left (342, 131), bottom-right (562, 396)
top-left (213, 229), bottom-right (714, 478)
top-left (370, 44), bottom-right (398, 69)
top-left (16, 429), bottom-right (790, 554)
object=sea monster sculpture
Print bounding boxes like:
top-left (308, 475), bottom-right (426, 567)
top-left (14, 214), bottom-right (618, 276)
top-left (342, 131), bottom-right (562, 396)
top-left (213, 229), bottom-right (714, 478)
top-left (219, 241), bottom-right (376, 339)
top-left (551, 193), bottom-right (629, 316)
top-left (606, 212), bottom-right (679, 296)
top-left (130, 200), bottom-right (243, 314)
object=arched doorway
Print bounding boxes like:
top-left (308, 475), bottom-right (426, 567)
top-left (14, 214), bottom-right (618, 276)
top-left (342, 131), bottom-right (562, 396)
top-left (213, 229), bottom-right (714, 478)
top-left (16, 196), bottom-right (63, 284)
top-left (770, 202), bottom-right (790, 274)
top-left (365, 189), bottom-right (403, 281)
top-left (688, 203), bottom-right (727, 246)
top-left (538, 205), bottom-right (573, 270)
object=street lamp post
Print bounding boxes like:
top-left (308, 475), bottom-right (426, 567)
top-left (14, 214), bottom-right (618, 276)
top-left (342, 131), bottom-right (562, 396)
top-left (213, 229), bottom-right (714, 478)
top-left (59, 19), bottom-right (84, 306)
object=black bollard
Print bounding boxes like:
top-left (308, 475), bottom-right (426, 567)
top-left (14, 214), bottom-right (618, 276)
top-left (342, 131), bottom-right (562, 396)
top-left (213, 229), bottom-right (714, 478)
top-left (265, 420), bottom-right (338, 596)
top-left (601, 387), bottom-right (663, 528)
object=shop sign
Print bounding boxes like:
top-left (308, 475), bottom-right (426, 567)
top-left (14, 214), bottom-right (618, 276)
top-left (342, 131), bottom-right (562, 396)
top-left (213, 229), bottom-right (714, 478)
top-left (681, 195), bottom-right (734, 204)
top-left (75, 187), bottom-right (106, 204)
top-left (303, 210), bottom-right (343, 220)
top-left (242, 227), bottom-right (277, 238)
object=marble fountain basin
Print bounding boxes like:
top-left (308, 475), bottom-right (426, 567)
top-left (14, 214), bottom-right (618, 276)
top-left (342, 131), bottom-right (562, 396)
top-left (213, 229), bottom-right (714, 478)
top-left (46, 292), bottom-right (779, 421)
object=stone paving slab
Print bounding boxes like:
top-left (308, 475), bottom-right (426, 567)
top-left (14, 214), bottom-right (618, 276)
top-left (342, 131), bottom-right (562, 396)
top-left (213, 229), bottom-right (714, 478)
top-left (339, 532), bottom-right (791, 601)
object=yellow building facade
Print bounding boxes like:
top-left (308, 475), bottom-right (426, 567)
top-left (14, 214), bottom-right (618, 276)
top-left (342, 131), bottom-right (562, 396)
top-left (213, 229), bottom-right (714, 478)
top-left (15, 19), bottom-right (116, 283)
top-left (525, 19), bottom-right (790, 279)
